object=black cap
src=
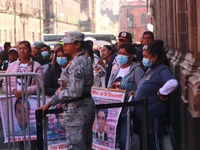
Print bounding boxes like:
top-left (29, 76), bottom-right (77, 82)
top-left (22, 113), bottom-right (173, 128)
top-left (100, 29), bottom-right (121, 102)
top-left (118, 32), bottom-right (132, 42)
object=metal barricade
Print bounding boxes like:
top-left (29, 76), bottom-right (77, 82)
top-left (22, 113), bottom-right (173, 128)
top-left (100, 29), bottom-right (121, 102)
top-left (0, 72), bottom-right (45, 150)
top-left (35, 97), bottom-right (148, 150)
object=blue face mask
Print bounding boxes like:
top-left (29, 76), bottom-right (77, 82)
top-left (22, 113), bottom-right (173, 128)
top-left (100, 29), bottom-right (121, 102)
top-left (41, 51), bottom-right (49, 58)
top-left (116, 55), bottom-right (128, 65)
top-left (56, 57), bottom-right (68, 66)
top-left (142, 58), bottom-right (152, 68)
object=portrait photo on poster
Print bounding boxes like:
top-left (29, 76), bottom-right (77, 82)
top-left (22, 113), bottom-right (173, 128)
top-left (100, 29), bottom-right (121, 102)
top-left (0, 95), bottom-right (37, 142)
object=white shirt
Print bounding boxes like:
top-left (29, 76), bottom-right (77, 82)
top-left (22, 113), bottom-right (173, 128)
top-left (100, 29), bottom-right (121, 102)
top-left (17, 63), bottom-right (28, 90)
top-left (115, 66), bottom-right (130, 79)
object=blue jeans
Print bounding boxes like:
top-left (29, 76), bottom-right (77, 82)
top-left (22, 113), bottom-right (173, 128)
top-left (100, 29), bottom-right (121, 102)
top-left (116, 115), bottom-right (127, 150)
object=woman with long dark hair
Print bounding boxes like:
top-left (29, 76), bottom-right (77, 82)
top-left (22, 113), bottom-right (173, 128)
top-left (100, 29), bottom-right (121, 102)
top-left (44, 46), bottom-right (71, 97)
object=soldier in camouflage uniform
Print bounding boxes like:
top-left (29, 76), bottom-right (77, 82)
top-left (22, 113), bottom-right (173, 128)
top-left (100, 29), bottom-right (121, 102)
top-left (39, 31), bottom-right (95, 150)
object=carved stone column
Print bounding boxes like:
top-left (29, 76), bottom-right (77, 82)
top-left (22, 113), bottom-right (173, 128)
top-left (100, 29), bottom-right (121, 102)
top-left (186, 0), bottom-right (200, 149)
top-left (151, 0), bottom-right (200, 149)
top-left (171, 0), bottom-right (188, 149)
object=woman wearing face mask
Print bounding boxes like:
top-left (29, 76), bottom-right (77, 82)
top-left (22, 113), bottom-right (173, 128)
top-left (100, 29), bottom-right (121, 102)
top-left (107, 43), bottom-right (145, 150)
top-left (131, 40), bottom-right (178, 150)
top-left (44, 47), bottom-right (71, 98)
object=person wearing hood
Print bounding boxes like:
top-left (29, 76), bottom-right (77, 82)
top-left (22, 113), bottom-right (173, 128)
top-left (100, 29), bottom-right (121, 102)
top-left (107, 43), bottom-right (145, 150)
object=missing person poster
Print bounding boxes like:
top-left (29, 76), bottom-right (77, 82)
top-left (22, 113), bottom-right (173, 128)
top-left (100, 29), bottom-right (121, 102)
top-left (0, 87), bottom-right (126, 150)
top-left (0, 95), bottom-right (67, 149)
top-left (29, 96), bottom-right (67, 150)
top-left (45, 98), bottom-right (67, 150)
top-left (0, 95), bottom-right (37, 142)
top-left (91, 87), bottom-right (126, 150)
top-left (47, 108), bottom-right (66, 149)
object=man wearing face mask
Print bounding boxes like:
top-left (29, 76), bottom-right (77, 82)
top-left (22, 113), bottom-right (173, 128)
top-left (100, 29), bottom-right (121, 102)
top-left (40, 44), bottom-right (52, 74)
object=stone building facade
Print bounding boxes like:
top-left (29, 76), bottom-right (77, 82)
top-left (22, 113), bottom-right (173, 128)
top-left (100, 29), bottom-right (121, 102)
top-left (120, 0), bottom-right (147, 42)
top-left (0, 0), bottom-right (43, 45)
top-left (43, 0), bottom-right (80, 34)
top-left (43, 0), bottom-right (96, 34)
top-left (0, 0), bottom-right (96, 45)
top-left (149, 0), bottom-right (200, 150)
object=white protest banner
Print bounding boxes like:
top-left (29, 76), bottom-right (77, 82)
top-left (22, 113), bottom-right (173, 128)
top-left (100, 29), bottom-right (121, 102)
top-left (91, 87), bottom-right (126, 150)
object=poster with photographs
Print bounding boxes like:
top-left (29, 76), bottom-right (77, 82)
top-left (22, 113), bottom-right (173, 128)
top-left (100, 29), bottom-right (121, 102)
top-left (91, 87), bottom-right (126, 150)
top-left (29, 96), bottom-right (67, 150)
top-left (0, 95), bottom-right (67, 149)
top-left (47, 105), bottom-right (66, 150)
top-left (0, 95), bottom-right (37, 142)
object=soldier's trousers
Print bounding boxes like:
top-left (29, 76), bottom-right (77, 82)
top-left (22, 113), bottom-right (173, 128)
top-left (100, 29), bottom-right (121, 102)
top-left (63, 98), bottom-right (95, 150)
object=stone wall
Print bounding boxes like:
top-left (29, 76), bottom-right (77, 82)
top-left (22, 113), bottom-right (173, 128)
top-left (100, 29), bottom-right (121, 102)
top-left (150, 0), bottom-right (200, 149)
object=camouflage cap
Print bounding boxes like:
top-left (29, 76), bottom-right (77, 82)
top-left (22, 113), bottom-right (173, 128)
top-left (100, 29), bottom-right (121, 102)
top-left (60, 31), bottom-right (85, 44)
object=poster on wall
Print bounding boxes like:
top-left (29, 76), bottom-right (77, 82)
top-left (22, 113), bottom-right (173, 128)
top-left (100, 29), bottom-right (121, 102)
top-left (91, 87), bottom-right (126, 150)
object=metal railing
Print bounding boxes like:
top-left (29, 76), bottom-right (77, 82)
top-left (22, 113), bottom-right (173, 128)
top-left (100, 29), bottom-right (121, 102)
top-left (0, 72), bottom-right (44, 150)
top-left (36, 97), bottom-right (148, 150)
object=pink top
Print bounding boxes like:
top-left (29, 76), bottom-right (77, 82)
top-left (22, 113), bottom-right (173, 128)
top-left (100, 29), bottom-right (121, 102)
top-left (2, 58), bottom-right (43, 95)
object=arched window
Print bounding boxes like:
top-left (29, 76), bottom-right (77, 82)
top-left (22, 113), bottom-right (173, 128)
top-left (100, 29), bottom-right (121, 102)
top-left (141, 14), bottom-right (146, 25)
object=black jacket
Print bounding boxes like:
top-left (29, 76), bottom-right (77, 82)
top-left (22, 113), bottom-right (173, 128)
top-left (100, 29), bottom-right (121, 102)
top-left (44, 65), bottom-right (62, 96)
top-left (96, 132), bottom-right (108, 141)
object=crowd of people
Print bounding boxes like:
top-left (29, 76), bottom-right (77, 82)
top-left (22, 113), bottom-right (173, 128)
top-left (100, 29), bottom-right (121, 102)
top-left (0, 30), bottom-right (178, 150)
